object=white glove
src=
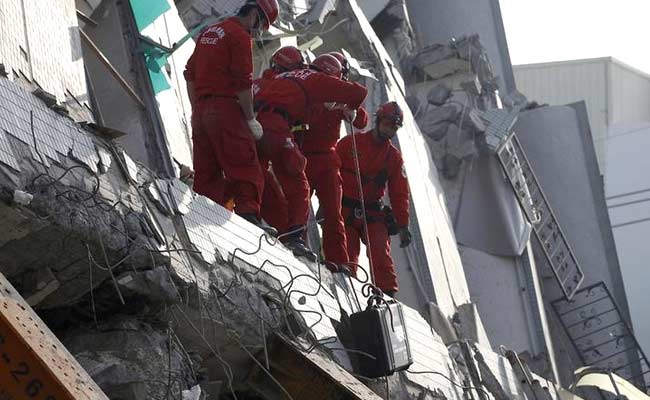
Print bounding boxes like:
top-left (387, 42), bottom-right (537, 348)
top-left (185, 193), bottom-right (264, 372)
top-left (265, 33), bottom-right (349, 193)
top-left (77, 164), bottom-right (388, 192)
top-left (343, 107), bottom-right (357, 122)
top-left (247, 118), bottom-right (264, 141)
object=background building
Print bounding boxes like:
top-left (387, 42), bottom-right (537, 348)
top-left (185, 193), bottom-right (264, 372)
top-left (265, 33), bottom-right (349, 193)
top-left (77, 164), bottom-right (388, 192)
top-left (514, 57), bottom-right (650, 174)
top-left (604, 122), bottom-right (650, 359)
top-left (514, 57), bottom-right (650, 359)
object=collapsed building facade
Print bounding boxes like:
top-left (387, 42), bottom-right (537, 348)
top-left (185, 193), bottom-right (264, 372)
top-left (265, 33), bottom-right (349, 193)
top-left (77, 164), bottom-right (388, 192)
top-left (0, 0), bottom-right (647, 399)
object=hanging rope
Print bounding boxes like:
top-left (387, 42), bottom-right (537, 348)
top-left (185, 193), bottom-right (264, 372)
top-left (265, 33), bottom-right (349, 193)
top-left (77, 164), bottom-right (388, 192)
top-left (347, 119), bottom-right (377, 288)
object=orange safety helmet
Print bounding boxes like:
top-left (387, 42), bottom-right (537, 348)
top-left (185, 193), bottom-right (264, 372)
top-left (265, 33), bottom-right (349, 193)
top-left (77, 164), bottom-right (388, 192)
top-left (271, 46), bottom-right (305, 71)
top-left (311, 54), bottom-right (342, 78)
top-left (376, 101), bottom-right (404, 127)
top-left (252, 0), bottom-right (279, 30)
top-left (329, 51), bottom-right (350, 80)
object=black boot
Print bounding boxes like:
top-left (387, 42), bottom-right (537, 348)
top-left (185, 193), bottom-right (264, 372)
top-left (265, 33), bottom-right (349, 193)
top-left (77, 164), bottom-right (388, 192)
top-left (239, 213), bottom-right (278, 237)
top-left (283, 226), bottom-right (317, 262)
top-left (325, 262), bottom-right (352, 276)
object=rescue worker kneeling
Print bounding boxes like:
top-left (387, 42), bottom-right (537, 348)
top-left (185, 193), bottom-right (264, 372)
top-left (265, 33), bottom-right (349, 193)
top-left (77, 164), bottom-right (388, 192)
top-left (336, 102), bottom-right (412, 296)
top-left (255, 54), bottom-right (368, 261)
top-left (254, 46), bottom-right (306, 235)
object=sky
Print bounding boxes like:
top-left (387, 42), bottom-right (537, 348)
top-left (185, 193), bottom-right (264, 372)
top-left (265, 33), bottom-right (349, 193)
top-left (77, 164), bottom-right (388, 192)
top-left (499, 0), bottom-right (650, 73)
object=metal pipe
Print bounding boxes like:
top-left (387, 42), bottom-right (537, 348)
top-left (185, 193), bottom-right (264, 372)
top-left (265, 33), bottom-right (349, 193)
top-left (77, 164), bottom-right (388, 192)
top-left (525, 240), bottom-right (562, 385)
top-left (76, 9), bottom-right (98, 27)
top-left (79, 28), bottom-right (146, 109)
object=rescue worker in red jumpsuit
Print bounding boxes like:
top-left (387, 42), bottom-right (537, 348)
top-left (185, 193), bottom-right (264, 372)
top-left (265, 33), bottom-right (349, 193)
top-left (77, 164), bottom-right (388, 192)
top-left (301, 51), bottom-right (368, 269)
top-left (336, 102), bottom-right (412, 296)
top-left (255, 54), bottom-right (368, 261)
top-left (253, 46), bottom-right (305, 96)
top-left (253, 46), bottom-right (306, 234)
top-left (184, 0), bottom-right (279, 234)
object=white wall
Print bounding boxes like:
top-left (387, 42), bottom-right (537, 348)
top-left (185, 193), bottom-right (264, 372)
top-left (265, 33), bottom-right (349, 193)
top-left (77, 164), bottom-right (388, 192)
top-left (460, 245), bottom-right (541, 353)
top-left (514, 59), bottom-right (608, 170)
top-left (610, 63), bottom-right (650, 125)
top-left (605, 122), bottom-right (650, 356)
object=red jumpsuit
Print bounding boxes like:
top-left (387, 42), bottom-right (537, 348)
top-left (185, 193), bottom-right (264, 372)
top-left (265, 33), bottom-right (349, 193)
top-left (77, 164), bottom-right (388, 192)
top-left (335, 131), bottom-right (409, 292)
top-left (254, 69), bottom-right (289, 233)
top-left (255, 68), bottom-right (367, 230)
top-left (302, 105), bottom-right (368, 264)
top-left (184, 18), bottom-right (263, 216)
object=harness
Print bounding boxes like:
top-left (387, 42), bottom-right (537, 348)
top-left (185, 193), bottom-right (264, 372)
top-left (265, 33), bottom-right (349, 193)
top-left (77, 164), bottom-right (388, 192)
top-left (254, 101), bottom-right (290, 120)
top-left (341, 167), bottom-right (390, 226)
top-left (254, 75), bottom-right (311, 131)
top-left (342, 196), bottom-right (384, 224)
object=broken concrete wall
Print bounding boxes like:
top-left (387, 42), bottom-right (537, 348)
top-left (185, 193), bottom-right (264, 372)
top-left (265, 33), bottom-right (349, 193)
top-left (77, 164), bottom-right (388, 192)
top-left (63, 316), bottom-right (197, 399)
top-left (0, 72), bottom-right (307, 397)
top-left (404, 0), bottom-right (517, 94)
top-left (409, 72), bottom-right (543, 361)
top-left (176, 0), bottom-right (246, 30)
top-left (363, 0), bottom-right (417, 67)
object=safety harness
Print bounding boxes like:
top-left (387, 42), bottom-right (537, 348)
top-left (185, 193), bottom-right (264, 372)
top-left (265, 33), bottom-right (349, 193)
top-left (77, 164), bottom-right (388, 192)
top-left (341, 167), bottom-right (389, 225)
top-left (254, 74), bottom-right (312, 132)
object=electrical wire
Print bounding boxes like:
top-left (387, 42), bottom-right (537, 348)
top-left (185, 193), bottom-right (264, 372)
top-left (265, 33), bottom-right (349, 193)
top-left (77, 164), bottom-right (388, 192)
top-left (407, 370), bottom-right (489, 396)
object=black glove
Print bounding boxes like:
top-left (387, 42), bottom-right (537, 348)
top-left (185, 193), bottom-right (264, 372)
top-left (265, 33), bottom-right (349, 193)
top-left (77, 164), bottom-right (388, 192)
top-left (399, 226), bottom-right (412, 248)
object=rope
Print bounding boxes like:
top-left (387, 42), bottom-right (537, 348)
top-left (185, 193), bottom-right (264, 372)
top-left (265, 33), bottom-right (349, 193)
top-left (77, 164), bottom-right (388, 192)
top-left (347, 120), bottom-right (376, 286)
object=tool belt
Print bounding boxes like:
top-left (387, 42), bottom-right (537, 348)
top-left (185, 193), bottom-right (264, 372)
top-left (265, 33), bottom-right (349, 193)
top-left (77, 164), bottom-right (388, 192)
top-left (342, 196), bottom-right (399, 235)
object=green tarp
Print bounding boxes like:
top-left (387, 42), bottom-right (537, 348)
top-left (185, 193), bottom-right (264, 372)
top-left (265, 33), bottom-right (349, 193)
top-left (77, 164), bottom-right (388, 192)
top-left (130, 0), bottom-right (207, 94)
top-left (129, 0), bottom-right (171, 31)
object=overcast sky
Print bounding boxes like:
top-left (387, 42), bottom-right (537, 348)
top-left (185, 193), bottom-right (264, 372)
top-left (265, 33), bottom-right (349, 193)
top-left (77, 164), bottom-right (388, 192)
top-left (499, 0), bottom-right (650, 73)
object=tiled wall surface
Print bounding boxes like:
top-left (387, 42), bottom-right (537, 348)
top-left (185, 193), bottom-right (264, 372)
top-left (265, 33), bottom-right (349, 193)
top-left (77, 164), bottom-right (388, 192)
top-left (0, 78), bottom-right (97, 172)
top-left (0, 0), bottom-right (88, 105)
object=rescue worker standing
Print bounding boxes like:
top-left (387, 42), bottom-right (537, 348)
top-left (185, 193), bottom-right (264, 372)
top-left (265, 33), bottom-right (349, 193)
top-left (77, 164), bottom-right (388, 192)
top-left (183, 0), bottom-right (279, 233)
top-left (255, 55), bottom-right (368, 261)
top-left (336, 102), bottom-right (412, 296)
top-left (301, 51), bottom-right (368, 269)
